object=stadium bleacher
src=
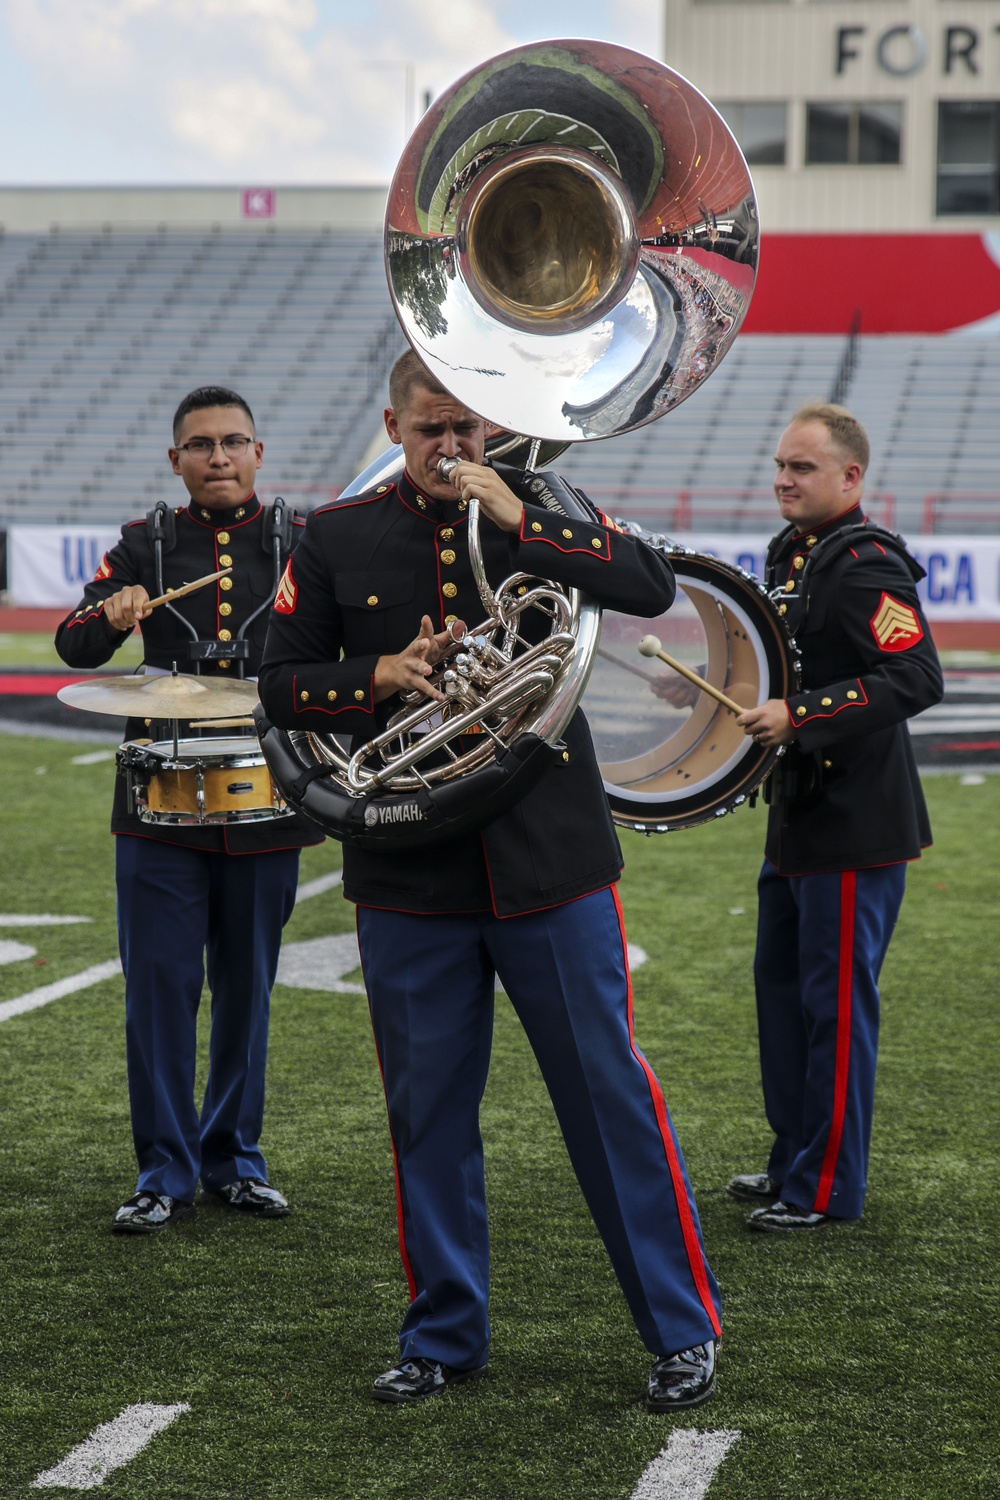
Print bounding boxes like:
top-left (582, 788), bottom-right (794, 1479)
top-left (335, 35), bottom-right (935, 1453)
top-left (0, 227), bottom-right (405, 526)
top-left (0, 224), bottom-right (998, 532)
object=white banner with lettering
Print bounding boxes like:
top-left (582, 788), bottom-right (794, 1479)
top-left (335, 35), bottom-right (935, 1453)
top-left (8, 525), bottom-right (123, 608)
top-left (6, 524), bottom-right (1000, 619)
top-left (672, 534), bottom-right (1000, 621)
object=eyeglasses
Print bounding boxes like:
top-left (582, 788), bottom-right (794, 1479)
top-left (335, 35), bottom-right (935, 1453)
top-left (175, 435), bottom-right (256, 458)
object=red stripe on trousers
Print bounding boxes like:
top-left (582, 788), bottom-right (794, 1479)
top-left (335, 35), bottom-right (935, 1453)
top-left (611, 886), bottom-right (721, 1339)
top-left (356, 910), bottom-right (417, 1301)
top-left (814, 871), bottom-right (857, 1214)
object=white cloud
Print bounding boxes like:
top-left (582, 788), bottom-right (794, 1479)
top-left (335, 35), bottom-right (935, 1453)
top-left (0, 0), bottom-right (664, 183)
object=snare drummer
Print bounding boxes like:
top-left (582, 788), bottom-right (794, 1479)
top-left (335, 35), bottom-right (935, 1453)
top-left (55, 386), bottom-right (324, 1235)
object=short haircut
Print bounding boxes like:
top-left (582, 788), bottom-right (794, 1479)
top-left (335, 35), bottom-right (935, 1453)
top-left (173, 386), bottom-right (255, 441)
top-left (790, 401), bottom-right (870, 474)
top-left (388, 350), bottom-right (452, 415)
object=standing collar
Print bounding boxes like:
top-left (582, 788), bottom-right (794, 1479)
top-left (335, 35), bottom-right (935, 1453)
top-left (792, 502), bottom-right (864, 541)
top-left (398, 470), bottom-right (469, 526)
top-left (187, 492), bottom-right (261, 529)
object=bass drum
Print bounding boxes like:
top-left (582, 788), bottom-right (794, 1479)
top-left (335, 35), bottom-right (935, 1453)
top-left (582, 546), bottom-right (799, 832)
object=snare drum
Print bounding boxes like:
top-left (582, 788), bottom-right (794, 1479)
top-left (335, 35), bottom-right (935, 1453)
top-left (118, 737), bottom-right (293, 825)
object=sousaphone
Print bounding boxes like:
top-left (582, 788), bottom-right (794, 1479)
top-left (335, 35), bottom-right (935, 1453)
top-left (258, 39), bottom-right (788, 846)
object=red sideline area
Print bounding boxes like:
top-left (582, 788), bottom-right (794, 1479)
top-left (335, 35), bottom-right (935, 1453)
top-left (744, 233), bottom-right (1000, 335)
top-left (1, 608), bottom-right (68, 633)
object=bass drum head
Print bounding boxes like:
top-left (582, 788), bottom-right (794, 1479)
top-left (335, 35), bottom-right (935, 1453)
top-left (583, 551), bottom-right (798, 831)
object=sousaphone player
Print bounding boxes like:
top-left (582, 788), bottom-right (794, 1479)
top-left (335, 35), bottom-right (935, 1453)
top-left (259, 350), bottom-right (722, 1411)
top-left (258, 38), bottom-right (761, 1409)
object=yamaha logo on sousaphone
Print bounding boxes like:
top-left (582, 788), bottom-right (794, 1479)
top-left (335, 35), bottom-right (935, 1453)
top-left (256, 39), bottom-right (793, 845)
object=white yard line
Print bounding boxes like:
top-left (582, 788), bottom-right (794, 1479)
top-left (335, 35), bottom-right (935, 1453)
top-left (294, 869), bottom-right (343, 903)
top-left (32, 1403), bottom-right (190, 1491)
top-left (0, 915), bottom-right (93, 926)
top-left (0, 959), bottom-right (121, 1025)
top-left (630, 1430), bottom-right (740, 1500)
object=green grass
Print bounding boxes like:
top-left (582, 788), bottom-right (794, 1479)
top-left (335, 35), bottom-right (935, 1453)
top-left (0, 630), bottom-right (145, 669)
top-left (0, 733), bottom-right (997, 1498)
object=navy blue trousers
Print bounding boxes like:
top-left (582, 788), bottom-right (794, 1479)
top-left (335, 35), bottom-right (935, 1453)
top-left (754, 859), bottom-right (907, 1220)
top-left (115, 836), bottom-right (300, 1202)
top-left (357, 887), bottom-right (721, 1371)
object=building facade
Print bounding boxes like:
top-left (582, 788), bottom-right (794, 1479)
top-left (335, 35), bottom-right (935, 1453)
top-left (665, 0), bottom-right (1000, 330)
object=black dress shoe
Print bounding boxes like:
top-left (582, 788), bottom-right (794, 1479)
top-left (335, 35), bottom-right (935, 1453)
top-left (747, 1199), bottom-right (859, 1232)
top-left (111, 1192), bottom-right (195, 1235)
top-left (646, 1341), bottom-right (717, 1412)
top-left (204, 1177), bottom-right (290, 1217)
top-left (372, 1357), bottom-right (488, 1405)
top-left (726, 1172), bottom-right (782, 1202)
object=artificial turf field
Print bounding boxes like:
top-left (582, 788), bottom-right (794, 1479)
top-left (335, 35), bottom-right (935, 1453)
top-left (0, 730), bottom-right (997, 1499)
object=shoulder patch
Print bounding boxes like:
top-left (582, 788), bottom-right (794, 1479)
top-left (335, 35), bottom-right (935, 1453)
top-left (93, 553), bottom-right (112, 582)
top-left (870, 592), bottom-right (924, 652)
top-left (274, 559), bottom-right (297, 615)
top-left (597, 510), bottom-right (626, 536)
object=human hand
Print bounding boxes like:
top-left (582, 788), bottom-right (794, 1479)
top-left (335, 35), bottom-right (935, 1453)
top-left (651, 673), bottom-right (701, 709)
top-left (103, 585), bottom-right (152, 633)
top-left (373, 615), bottom-right (466, 703)
top-left (447, 461), bottom-right (524, 534)
top-left (736, 698), bottom-right (796, 747)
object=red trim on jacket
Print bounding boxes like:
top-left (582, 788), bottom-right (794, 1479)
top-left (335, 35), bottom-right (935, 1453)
top-left (291, 672), bottom-right (375, 717)
top-left (612, 886), bottom-right (722, 1339)
top-left (518, 510), bottom-right (611, 558)
top-left (65, 602), bottom-right (108, 630)
top-left (186, 494), bottom-right (261, 530)
top-left (314, 492), bottom-right (382, 516)
top-left (357, 907), bottom-right (418, 1302)
top-left (814, 871), bottom-right (856, 1214)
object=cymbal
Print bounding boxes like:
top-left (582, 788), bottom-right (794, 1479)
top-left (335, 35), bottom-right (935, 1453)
top-left (57, 672), bottom-right (261, 719)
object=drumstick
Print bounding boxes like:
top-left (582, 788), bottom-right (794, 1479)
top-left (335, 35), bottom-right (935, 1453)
top-left (638, 635), bottom-right (749, 716)
top-left (596, 646), bottom-right (661, 685)
top-left (144, 568), bottom-right (232, 610)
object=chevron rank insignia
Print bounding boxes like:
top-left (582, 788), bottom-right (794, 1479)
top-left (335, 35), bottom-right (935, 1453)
top-left (274, 560), bottom-right (298, 615)
top-left (93, 554), bottom-right (112, 581)
top-left (870, 593), bottom-right (923, 652)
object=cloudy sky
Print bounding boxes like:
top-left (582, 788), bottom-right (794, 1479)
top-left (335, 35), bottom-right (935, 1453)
top-left (0, 0), bottom-right (662, 186)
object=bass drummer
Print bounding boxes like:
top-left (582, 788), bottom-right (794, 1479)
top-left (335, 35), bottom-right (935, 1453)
top-left (733, 403), bottom-right (943, 1231)
top-left (258, 351), bottom-right (723, 1413)
top-left (55, 386), bottom-right (323, 1235)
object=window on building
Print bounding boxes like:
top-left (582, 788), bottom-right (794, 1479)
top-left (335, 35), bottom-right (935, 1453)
top-left (716, 102), bottom-right (787, 165)
top-left (805, 102), bottom-right (903, 164)
top-left (936, 102), bottom-right (1000, 215)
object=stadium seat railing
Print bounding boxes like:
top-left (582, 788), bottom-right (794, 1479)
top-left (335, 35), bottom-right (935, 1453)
top-left (920, 493), bottom-right (1000, 534)
top-left (585, 488), bottom-right (897, 534)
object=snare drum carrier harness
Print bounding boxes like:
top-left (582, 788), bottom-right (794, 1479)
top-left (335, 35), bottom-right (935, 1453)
top-left (145, 496), bottom-right (295, 680)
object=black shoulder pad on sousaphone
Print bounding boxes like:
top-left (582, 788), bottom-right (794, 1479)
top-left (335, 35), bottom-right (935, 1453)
top-left (583, 538), bottom-right (799, 832)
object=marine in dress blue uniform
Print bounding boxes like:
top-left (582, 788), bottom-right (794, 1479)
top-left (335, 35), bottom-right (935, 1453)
top-left (734, 404), bottom-right (944, 1231)
top-left (55, 387), bottom-right (323, 1233)
top-left (258, 354), bottom-right (722, 1410)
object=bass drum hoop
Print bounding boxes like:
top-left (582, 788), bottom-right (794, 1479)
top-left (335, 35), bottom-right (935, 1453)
top-left (590, 548), bottom-right (799, 832)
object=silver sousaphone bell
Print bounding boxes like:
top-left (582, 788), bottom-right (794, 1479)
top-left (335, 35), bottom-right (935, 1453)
top-left (258, 39), bottom-right (788, 846)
